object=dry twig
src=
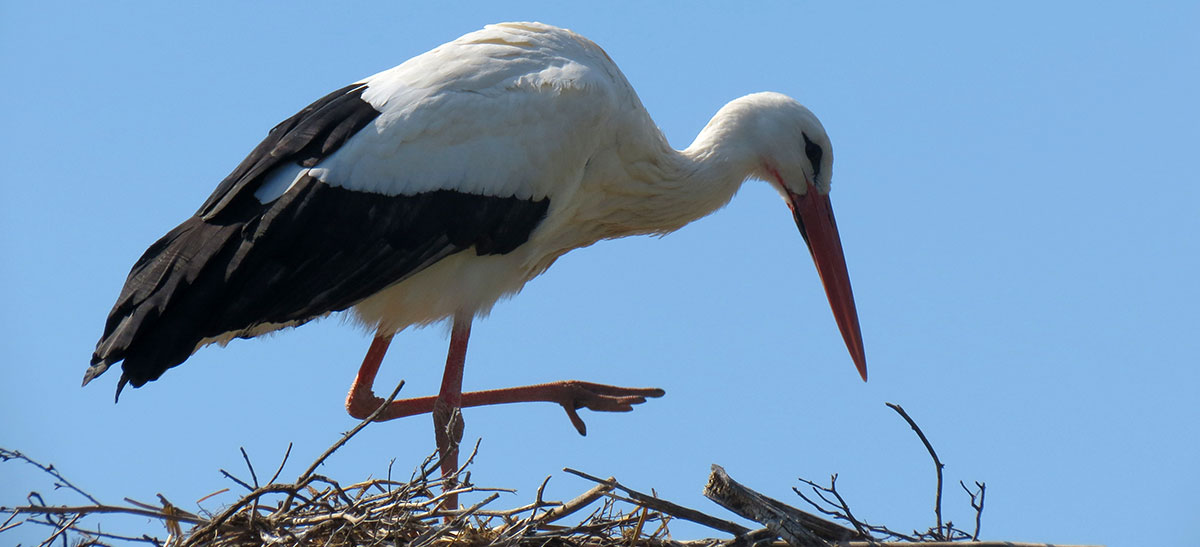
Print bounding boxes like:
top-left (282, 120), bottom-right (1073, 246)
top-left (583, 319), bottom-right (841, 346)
top-left (886, 402), bottom-right (947, 539)
top-left (0, 448), bottom-right (101, 505)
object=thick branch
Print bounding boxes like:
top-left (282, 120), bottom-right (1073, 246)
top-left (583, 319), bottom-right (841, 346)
top-left (704, 464), bottom-right (862, 546)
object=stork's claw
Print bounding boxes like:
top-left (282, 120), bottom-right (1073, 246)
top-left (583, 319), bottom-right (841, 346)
top-left (546, 381), bottom-right (666, 436)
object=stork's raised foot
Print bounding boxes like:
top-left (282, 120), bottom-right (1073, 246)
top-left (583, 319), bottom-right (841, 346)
top-left (346, 380), bottom-right (665, 435)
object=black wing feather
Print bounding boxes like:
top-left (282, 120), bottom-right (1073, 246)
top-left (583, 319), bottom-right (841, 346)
top-left (196, 83), bottom-right (379, 220)
top-left (88, 85), bottom-right (551, 395)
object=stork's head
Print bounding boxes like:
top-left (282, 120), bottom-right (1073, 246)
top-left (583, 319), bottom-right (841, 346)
top-left (713, 92), bottom-right (867, 380)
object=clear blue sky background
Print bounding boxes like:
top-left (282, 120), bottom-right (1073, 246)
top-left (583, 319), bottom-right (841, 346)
top-left (2, 3), bottom-right (1197, 546)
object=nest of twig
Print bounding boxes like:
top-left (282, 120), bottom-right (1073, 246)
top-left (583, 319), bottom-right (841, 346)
top-left (2, 439), bottom-right (686, 547)
top-left (3, 397), bottom-right (1098, 547)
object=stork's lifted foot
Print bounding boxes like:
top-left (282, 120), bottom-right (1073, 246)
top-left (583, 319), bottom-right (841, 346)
top-left (344, 326), bottom-right (664, 435)
top-left (347, 380), bottom-right (665, 435)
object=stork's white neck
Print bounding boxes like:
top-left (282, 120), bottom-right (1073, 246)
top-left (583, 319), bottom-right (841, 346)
top-left (603, 101), bottom-right (767, 237)
top-left (550, 92), bottom-right (820, 263)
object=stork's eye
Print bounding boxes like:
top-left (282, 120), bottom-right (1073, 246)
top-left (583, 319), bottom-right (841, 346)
top-left (802, 132), bottom-right (823, 180)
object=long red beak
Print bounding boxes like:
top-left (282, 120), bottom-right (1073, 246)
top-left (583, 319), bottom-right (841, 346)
top-left (787, 182), bottom-right (868, 381)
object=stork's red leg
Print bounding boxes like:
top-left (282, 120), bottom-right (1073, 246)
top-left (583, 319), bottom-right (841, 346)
top-left (345, 333), bottom-right (395, 418)
top-left (430, 313), bottom-right (471, 511)
top-left (344, 317), bottom-right (474, 512)
top-left (344, 319), bottom-right (666, 510)
top-left (350, 375), bottom-right (664, 434)
top-left (346, 326), bottom-right (665, 433)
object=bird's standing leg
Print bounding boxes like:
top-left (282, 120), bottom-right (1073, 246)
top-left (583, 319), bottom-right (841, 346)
top-left (343, 318), bottom-right (472, 512)
top-left (430, 312), bottom-right (471, 511)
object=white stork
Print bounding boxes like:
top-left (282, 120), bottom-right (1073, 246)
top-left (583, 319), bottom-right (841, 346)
top-left (86, 22), bottom-right (867, 497)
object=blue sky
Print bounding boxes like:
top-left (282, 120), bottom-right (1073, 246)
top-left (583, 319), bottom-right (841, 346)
top-left (2, 2), bottom-right (1197, 546)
